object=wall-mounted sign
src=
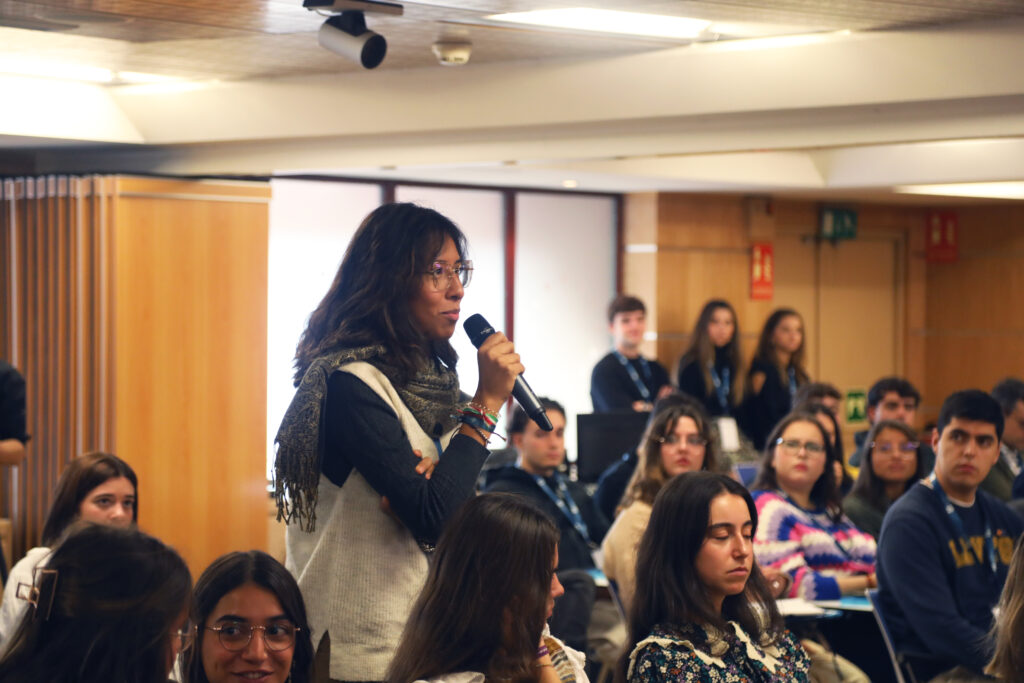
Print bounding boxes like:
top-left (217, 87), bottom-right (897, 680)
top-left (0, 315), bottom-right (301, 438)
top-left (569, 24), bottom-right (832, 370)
top-left (751, 242), bottom-right (774, 300)
top-left (845, 389), bottom-right (867, 423)
top-left (925, 211), bottom-right (958, 263)
top-left (821, 207), bottom-right (858, 241)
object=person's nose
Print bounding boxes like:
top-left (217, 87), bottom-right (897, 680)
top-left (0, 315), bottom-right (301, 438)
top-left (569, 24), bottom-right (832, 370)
top-left (109, 503), bottom-right (129, 523)
top-left (732, 534), bottom-right (751, 558)
top-left (446, 274), bottom-right (464, 300)
top-left (241, 628), bottom-right (268, 662)
top-left (551, 572), bottom-right (565, 600)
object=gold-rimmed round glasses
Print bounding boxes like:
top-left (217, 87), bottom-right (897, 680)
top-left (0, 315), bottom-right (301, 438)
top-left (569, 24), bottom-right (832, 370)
top-left (205, 621), bottom-right (300, 652)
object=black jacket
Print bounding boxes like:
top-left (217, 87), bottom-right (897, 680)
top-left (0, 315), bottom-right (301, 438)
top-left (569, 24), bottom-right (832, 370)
top-left (484, 465), bottom-right (610, 570)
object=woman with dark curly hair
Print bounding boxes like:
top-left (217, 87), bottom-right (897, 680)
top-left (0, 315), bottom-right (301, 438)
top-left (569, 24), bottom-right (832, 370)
top-left (274, 203), bottom-right (522, 682)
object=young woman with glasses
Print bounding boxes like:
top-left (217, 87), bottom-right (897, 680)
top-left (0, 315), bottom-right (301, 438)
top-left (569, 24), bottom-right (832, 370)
top-left (600, 399), bottom-right (718, 613)
top-left (843, 420), bottom-right (924, 540)
top-left (618, 472), bottom-right (809, 683)
top-left (274, 203), bottom-right (522, 682)
top-left (0, 524), bottom-right (191, 683)
top-left (387, 493), bottom-right (585, 683)
top-left (750, 413), bottom-right (877, 600)
top-left (0, 451), bottom-right (138, 648)
top-left (180, 550), bottom-right (313, 683)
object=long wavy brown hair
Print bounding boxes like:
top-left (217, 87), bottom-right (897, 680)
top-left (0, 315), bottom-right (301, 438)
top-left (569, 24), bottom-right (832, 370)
top-left (747, 308), bottom-right (809, 392)
top-left (386, 494), bottom-right (559, 683)
top-left (987, 535), bottom-right (1024, 680)
top-left (619, 399), bottom-right (717, 511)
top-left (678, 299), bottom-right (743, 405)
top-left (292, 202), bottom-right (468, 386)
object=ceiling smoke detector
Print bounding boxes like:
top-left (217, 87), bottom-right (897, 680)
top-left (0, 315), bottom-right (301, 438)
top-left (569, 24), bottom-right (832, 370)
top-left (431, 39), bottom-right (472, 66)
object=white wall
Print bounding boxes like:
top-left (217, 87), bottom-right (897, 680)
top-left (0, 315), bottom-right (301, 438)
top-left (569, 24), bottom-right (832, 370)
top-left (266, 179), bottom-right (382, 477)
top-left (513, 193), bottom-right (617, 461)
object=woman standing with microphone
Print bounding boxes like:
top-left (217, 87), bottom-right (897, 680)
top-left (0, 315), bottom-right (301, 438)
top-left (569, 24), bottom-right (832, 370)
top-left (274, 203), bottom-right (522, 683)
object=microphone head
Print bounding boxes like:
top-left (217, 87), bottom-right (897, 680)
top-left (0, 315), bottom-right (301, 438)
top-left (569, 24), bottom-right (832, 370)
top-left (463, 314), bottom-right (496, 349)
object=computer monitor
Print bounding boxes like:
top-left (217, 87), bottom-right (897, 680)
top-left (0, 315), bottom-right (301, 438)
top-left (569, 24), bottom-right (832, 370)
top-left (576, 411), bottom-right (650, 483)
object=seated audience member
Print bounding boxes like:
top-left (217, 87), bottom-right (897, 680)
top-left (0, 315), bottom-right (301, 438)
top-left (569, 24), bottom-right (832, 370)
top-left (843, 420), bottom-right (924, 540)
top-left (0, 523), bottom-right (192, 683)
top-left (986, 377), bottom-right (1024, 501)
top-left (601, 400), bottom-right (717, 612)
top-left (387, 493), bottom-right (587, 683)
top-left (675, 300), bottom-right (742, 419)
top-left (0, 451), bottom-right (137, 647)
top-left (878, 390), bottom-right (1024, 681)
top-left (751, 413), bottom-right (877, 600)
top-left (485, 398), bottom-right (609, 653)
top-left (0, 359), bottom-right (29, 582)
top-left (592, 393), bottom-right (695, 523)
top-left (180, 550), bottom-right (313, 683)
top-left (591, 295), bottom-right (672, 413)
top-left (0, 360), bottom-right (28, 466)
top-left (619, 472), bottom-right (809, 683)
top-left (801, 401), bottom-right (853, 497)
top-left (849, 377), bottom-right (934, 474)
top-left (793, 381), bottom-right (842, 418)
top-left (741, 309), bottom-right (810, 450)
top-left (986, 536), bottom-right (1024, 681)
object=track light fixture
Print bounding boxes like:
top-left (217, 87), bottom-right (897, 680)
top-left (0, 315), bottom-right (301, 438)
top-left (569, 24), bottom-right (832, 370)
top-left (303, 0), bottom-right (402, 70)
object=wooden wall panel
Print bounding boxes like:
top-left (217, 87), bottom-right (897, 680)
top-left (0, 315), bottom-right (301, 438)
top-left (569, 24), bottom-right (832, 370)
top-left (112, 177), bottom-right (270, 575)
top-left (920, 204), bottom-right (1024, 420)
top-left (0, 176), bottom-right (116, 559)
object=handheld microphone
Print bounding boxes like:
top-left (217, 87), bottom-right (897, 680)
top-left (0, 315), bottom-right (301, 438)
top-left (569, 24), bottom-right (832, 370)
top-left (464, 314), bottom-right (553, 432)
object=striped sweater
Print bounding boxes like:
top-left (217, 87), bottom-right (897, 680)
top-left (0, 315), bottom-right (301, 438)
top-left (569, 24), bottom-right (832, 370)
top-left (752, 490), bottom-right (876, 600)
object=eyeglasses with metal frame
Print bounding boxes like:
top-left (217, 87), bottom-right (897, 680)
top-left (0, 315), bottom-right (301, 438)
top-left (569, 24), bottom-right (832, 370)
top-left (424, 260), bottom-right (473, 291)
top-left (205, 621), bottom-right (300, 652)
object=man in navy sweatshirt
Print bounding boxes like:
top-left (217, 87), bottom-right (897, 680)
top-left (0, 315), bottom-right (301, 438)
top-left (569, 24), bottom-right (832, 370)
top-left (877, 389), bottom-right (1024, 681)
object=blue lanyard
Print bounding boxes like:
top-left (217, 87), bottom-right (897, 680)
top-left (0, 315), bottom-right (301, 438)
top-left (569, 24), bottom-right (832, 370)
top-left (926, 474), bottom-right (998, 576)
top-left (613, 351), bottom-right (652, 401)
top-left (787, 366), bottom-right (798, 401)
top-left (529, 471), bottom-right (594, 547)
top-left (709, 363), bottom-right (730, 411)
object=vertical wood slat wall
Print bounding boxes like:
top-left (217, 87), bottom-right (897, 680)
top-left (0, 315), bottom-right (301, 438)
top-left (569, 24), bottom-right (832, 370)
top-left (0, 176), bottom-right (115, 560)
top-left (2, 175), bottom-right (269, 575)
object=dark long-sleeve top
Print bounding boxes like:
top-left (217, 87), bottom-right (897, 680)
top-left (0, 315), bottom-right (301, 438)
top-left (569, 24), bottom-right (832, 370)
top-left (594, 450), bottom-right (639, 522)
top-left (0, 361), bottom-right (28, 443)
top-left (324, 371), bottom-right (488, 545)
top-left (741, 359), bottom-right (798, 451)
top-left (877, 481), bottom-right (1024, 674)
top-left (484, 465), bottom-right (610, 570)
top-left (590, 352), bottom-right (670, 413)
top-left (676, 348), bottom-right (737, 419)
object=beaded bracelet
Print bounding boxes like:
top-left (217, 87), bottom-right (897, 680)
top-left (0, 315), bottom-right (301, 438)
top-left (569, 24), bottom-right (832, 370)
top-left (458, 405), bottom-right (498, 429)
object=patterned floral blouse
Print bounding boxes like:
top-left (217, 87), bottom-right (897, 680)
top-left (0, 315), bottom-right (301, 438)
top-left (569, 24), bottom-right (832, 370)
top-left (626, 621), bottom-right (809, 683)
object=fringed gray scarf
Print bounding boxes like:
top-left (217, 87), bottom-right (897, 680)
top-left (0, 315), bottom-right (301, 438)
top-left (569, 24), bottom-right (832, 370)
top-left (273, 345), bottom-right (461, 532)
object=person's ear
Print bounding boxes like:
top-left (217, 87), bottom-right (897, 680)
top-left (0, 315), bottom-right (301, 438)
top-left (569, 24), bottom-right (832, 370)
top-left (511, 433), bottom-right (523, 450)
top-left (931, 426), bottom-right (940, 450)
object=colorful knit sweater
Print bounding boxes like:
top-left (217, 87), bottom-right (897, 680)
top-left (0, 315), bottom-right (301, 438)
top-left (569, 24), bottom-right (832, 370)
top-left (751, 490), bottom-right (876, 600)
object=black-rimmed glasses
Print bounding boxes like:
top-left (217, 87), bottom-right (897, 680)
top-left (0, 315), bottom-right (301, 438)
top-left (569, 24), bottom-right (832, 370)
top-left (425, 260), bottom-right (473, 291)
top-left (206, 621), bottom-right (300, 652)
